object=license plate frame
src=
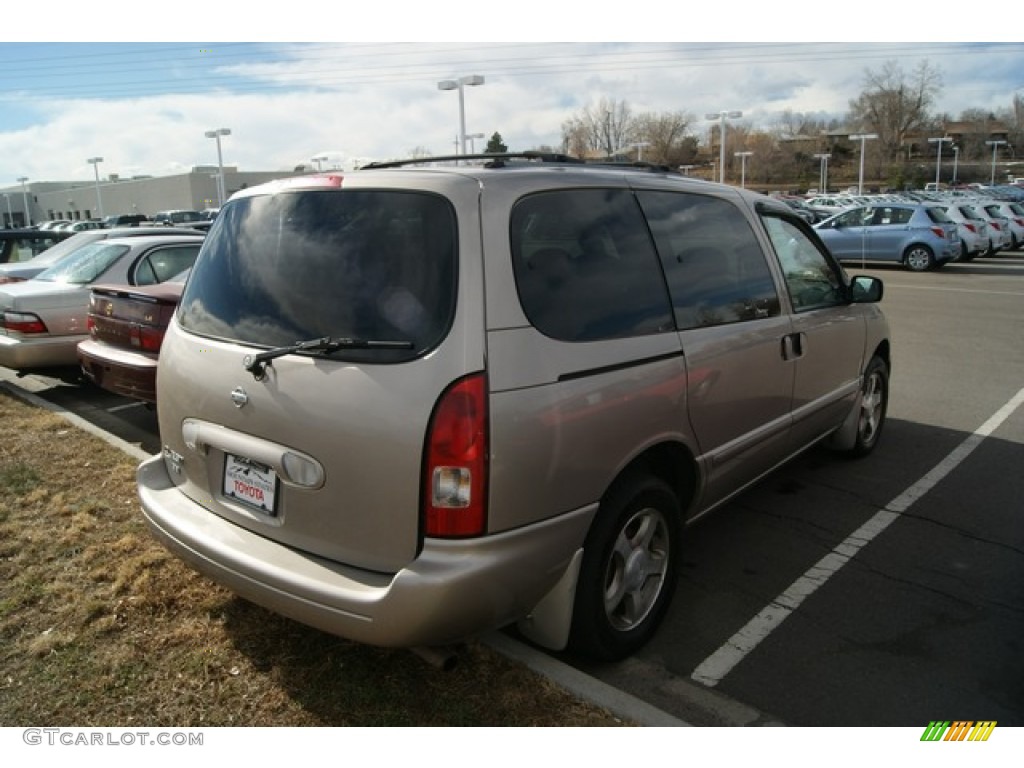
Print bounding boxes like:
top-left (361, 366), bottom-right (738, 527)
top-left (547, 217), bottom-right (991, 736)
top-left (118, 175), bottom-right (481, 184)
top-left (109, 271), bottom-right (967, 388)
top-left (223, 453), bottom-right (278, 515)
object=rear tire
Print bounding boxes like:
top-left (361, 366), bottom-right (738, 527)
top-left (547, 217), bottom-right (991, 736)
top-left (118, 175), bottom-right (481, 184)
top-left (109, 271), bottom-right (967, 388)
top-left (904, 244), bottom-right (934, 272)
top-left (568, 473), bottom-right (682, 661)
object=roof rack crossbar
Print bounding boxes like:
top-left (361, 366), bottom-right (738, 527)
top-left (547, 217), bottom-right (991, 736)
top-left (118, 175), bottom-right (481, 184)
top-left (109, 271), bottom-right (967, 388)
top-left (361, 152), bottom-right (586, 170)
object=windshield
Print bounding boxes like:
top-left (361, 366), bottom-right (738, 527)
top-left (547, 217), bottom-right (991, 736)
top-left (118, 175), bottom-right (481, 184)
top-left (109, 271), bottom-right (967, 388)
top-left (5, 231), bottom-right (102, 269)
top-left (35, 242), bottom-right (129, 284)
top-left (177, 189), bottom-right (457, 363)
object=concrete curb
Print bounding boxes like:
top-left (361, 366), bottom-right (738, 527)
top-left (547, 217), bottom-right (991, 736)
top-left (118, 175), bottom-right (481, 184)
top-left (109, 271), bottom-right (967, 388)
top-left (484, 632), bottom-right (689, 726)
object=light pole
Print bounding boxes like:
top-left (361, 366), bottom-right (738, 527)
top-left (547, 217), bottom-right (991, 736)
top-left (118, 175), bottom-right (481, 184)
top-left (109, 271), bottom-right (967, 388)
top-left (437, 75), bottom-right (485, 158)
top-left (17, 176), bottom-right (31, 227)
top-left (849, 134), bottom-right (878, 195)
top-left (465, 132), bottom-right (484, 155)
top-left (205, 128), bottom-right (231, 207)
top-left (952, 144), bottom-right (960, 185)
top-left (734, 151), bottom-right (753, 189)
top-left (928, 136), bottom-right (952, 189)
top-left (87, 157), bottom-right (104, 219)
top-left (311, 155), bottom-right (327, 172)
top-left (705, 110), bottom-right (742, 184)
top-left (813, 153), bottom-right (831, 193)
top-left (986, 140), bottom-right (1007, 186)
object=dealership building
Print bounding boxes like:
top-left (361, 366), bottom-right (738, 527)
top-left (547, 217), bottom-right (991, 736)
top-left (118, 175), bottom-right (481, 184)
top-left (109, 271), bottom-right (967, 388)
top-left (1, 165), bottom-right (308, 227)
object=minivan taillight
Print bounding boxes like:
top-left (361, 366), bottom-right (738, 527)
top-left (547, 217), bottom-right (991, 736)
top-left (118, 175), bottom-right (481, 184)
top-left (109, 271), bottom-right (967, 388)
top-left (423, 373), bottom-right (488, 538)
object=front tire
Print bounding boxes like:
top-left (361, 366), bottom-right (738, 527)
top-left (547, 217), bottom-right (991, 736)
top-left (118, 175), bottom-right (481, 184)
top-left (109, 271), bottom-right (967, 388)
top-left (845, 355), bottom-right (889, 457)
top-left (568, 473), bottom-right (682, 661)
top-left (904, 244), bottom-right (935, 272)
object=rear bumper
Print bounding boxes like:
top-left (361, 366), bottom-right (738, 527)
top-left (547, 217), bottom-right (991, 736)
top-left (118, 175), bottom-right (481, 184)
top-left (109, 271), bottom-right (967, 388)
top-left (78, 339), bottom-right (158, 402)
top-left (0, 333), bottom-right (82, 369)
top-left (137, 453), bottom-right (595, 648)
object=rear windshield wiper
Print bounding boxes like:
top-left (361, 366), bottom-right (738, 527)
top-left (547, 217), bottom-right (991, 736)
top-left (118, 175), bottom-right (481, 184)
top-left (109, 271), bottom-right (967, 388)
top-left (243, 336), bottom-right (414, 379)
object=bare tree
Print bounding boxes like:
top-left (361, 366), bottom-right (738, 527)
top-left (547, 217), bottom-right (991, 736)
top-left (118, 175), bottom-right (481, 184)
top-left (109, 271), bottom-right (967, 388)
top-left (847, 60), bottom-right (943, 163)
top-left (561, 97), bottom-right (634, 158)
top-left (632, 111), bottom-right (694, 165)
top-left (561, 115), bottom-right (590, 158)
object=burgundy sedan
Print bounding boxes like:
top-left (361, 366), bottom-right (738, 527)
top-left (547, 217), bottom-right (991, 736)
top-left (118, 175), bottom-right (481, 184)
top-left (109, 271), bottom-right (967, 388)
top-left (77, 274), bottom-right (186, 403)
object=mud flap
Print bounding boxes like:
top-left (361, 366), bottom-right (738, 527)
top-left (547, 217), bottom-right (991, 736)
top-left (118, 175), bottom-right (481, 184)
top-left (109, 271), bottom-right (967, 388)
top-left (516, 548), bottom-right (583, 651)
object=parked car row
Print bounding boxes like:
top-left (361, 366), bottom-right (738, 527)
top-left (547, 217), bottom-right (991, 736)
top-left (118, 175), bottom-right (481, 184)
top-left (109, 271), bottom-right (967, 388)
top-left (802, 185), bottom-right (1023, 270)
top-left (27, 208), bottom-right (218, 233)
top-left (0, 232), bottom-right (204, 371)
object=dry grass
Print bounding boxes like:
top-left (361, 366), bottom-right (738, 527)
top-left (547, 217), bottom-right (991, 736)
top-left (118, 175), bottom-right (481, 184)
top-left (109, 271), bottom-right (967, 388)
top-left (0, 391), bottom-right (624, 727)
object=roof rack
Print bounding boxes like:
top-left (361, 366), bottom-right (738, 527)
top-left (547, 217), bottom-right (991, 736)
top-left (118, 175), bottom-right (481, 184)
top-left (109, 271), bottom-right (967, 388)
top-left (361, 152), bottom-right (684, 174)
top-left (361, 152), bottom-right (582, 170)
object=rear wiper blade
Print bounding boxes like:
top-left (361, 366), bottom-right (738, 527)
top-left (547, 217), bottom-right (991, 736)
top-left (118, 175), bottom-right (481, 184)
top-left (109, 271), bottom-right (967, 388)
top-left (243, 336), bottom-right (414, 379)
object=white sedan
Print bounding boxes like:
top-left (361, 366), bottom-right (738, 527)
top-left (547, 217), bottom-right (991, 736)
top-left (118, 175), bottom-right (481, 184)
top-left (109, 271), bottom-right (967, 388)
top-left (0, 234), bottom-right (204, 370)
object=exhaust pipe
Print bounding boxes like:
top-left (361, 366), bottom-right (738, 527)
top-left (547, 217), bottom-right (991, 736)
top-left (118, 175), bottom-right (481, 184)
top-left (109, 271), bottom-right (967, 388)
top-left (411, 645), bottom-right (459, 671)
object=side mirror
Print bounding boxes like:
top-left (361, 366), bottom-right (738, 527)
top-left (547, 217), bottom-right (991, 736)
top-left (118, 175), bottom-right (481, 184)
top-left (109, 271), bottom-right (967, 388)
top-left (850, 275), bottom-right (883, 303)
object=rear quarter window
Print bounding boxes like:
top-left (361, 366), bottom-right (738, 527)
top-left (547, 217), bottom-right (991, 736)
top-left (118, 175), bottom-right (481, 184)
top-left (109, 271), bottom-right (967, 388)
top-left (510, 188), bottom-right (673, 342)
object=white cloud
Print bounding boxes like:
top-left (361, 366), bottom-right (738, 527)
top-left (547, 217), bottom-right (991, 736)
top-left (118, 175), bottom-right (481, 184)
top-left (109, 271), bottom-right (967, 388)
top-left (1, 41), bottom-right (1022, 185)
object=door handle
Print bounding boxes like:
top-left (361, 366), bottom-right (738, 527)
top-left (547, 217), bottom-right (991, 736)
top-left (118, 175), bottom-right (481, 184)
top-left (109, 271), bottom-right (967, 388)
top-left (781, 332), bottom-right (806, 361)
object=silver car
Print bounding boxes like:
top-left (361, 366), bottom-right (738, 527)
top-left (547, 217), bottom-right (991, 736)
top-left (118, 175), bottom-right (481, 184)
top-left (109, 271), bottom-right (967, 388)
top-left (979, 201), bottom-right (1024, 251)
top-left (941, 203), bottom-right (990, 261)
top-left (0, 226), bottom-right (205, 284)
top-left (137, 159), bottom-right (891, 661)
top-left (0, 234), bottom-right (204, 369)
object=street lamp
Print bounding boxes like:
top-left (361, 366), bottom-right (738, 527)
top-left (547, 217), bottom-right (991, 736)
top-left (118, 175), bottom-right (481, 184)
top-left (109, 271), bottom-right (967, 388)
top-left (986, 140), bottom-right (1007, 186)
top-left (734, 151), bottom-right (753, 189)
top-left (705, 110), bottom-right (742, 184)
top-left (437, 75), bottom-right (485, 158)
top-left (928, 137), bottom-right (952, 189)
top-left (465, 133), bottom-right (484, 155)
top-left (813, 153), bottom-right (831, 193)
top-left (87, 157), bottom-right (105, 219)
top-left (311, 155), bottom-right (327, 172)
top-left (17, 176), bottom-right (31, 227)
top-left (849, 134), bottom-right (878, 195)
top-left (205, 128), bottom-right (231, 207)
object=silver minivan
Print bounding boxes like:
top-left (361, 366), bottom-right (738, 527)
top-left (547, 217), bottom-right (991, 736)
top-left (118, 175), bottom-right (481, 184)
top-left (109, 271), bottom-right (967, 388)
top-left (137, 157), bottom-right (891, 661)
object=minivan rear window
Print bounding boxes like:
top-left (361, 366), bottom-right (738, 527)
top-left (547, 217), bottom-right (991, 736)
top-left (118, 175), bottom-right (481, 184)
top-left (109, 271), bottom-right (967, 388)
top-left (177, 190), bottom-right (457, 363)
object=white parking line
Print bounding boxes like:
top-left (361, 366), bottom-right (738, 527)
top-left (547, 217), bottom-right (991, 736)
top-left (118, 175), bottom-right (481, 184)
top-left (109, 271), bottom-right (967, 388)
top-left (892, 284), bottom-right (1024, 297)
top-left (691, 386), bottom-right (1024, 688)
top-left (107, 401), bottom-right (146, 413)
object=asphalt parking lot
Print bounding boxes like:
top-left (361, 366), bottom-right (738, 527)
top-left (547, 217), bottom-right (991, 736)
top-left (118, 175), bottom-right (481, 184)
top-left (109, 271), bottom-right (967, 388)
top-left (3, 250), bottom-right (1023, 728)
top-left (563, 251), bottom-right (1024, 726)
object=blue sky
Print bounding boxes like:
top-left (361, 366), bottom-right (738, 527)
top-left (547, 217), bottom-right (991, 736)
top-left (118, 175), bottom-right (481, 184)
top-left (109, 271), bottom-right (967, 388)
top-left (2, 11), bottom-right (1023, 186)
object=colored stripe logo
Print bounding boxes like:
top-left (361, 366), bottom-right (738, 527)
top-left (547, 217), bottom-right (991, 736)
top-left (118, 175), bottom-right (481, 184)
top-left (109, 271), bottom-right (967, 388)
top-left (921, 721), bottom-right (997, 741)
